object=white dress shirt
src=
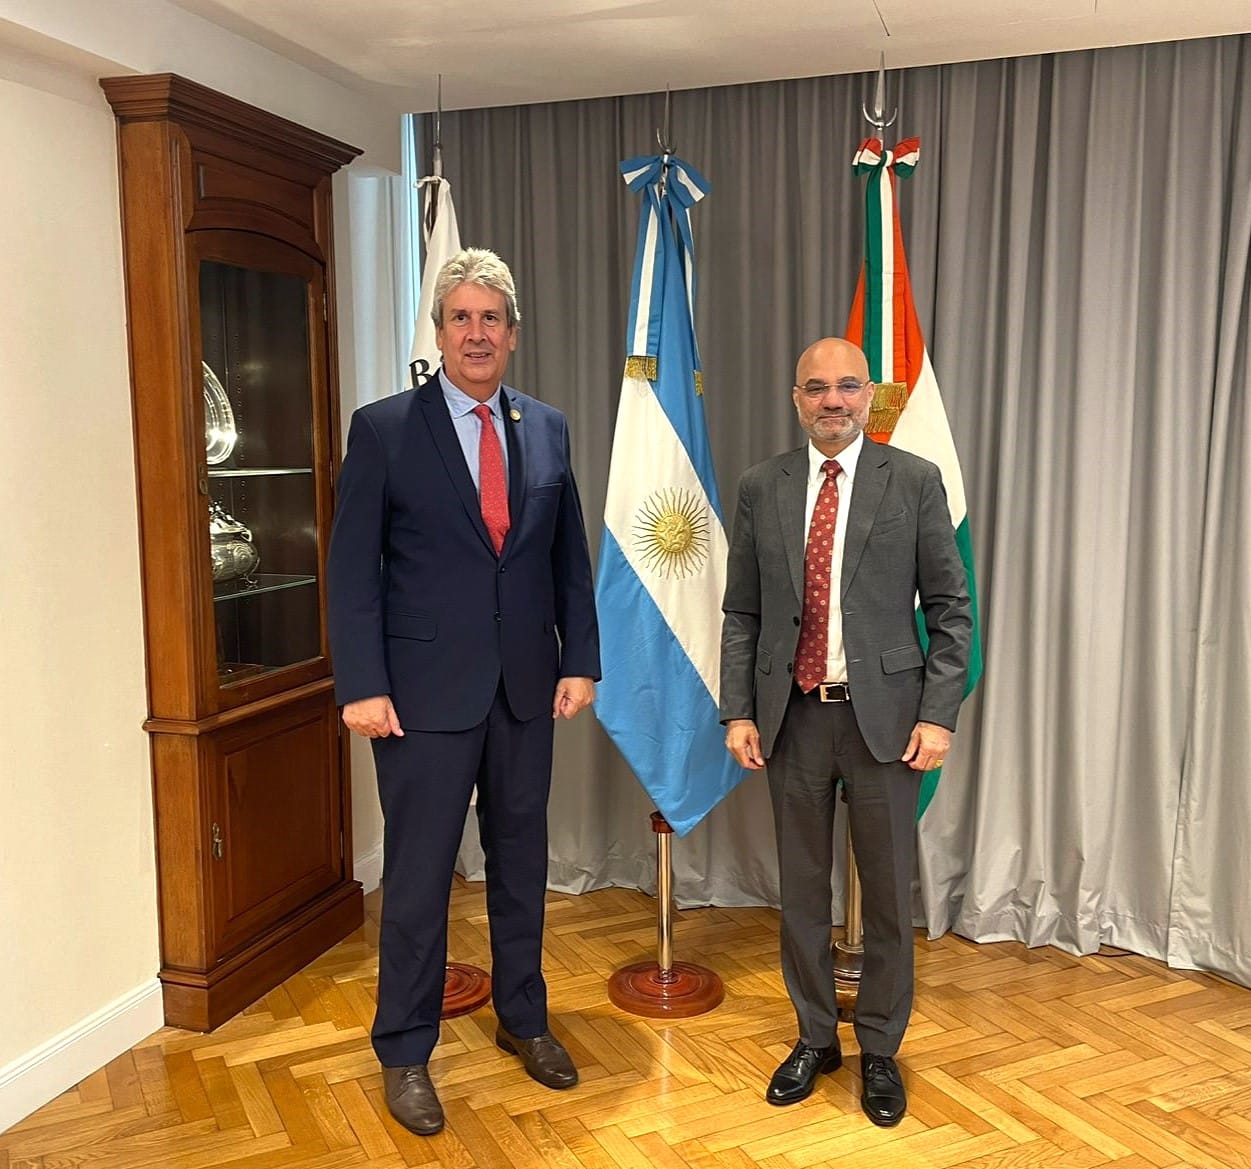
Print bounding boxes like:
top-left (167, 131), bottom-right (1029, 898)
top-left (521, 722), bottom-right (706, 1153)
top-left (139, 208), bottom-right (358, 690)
top-left (802, 431), bottom-right (865, 684)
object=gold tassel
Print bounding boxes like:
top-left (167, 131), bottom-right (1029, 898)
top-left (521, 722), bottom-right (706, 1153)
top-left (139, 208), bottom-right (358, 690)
top-left (868, 381), bottom-right (908, 436)
top-left (624, 355), bottom-right (658, 381)
top-left (693, 370), bottom-right (704, 397)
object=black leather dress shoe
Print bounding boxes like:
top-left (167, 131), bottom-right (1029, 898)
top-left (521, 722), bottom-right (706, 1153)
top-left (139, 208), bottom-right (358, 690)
top-left (496, 1026), bottom-right (579, 1089)
top-left (766, 1040), bottom-right (843, 1105)
top-left (382, 1064), bottom-right (444, 1135)
top-left (860, 1052), bottom-right (907, 1126)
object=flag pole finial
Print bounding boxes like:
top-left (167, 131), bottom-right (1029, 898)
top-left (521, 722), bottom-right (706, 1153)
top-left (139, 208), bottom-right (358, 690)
top-left (861, 51), bottom-right (897, 142)
top-left (655, 84), bottom-right (675, 198)
top-left (432, 74), bottom-right (444, 179)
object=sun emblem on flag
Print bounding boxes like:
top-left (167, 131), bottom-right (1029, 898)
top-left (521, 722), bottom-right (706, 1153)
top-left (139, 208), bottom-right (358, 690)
top-left (632, 488), bottom-right (710, 579)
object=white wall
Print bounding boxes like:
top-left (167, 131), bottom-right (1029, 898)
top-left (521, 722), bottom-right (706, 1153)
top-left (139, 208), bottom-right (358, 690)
top-left (0, 0), bottom-right (399, 171)
top-left (0, 3), bottom-right (396, 1130)
top-left (0, 65), bottom-right (161, 1129)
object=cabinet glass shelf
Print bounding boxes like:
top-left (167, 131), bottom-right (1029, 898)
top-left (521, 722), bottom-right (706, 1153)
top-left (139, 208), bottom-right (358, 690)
top-left (208, 467), bottom-right (313, 478)
top-left (213, 573), bottom-right (317, 602)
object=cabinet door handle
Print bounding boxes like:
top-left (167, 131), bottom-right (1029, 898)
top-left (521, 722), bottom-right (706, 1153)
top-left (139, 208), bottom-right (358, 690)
top-left (211, 823), bottom-right (224, 861)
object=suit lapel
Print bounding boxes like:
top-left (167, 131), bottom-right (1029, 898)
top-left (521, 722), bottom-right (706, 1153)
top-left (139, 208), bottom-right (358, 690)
top-left (416, 377), bottom-right (495, 553)
top-left (842, 440), bottom-right (889, 597)
top-left (774, 447), bottom-right (809, 604)
top-left (501, 387), bottom-right (526, 558)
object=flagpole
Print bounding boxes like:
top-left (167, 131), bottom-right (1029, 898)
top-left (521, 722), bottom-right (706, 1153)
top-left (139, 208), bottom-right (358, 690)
top-left (432, 74), bottom-right (443, 179)
top-left (607, 813), bottom-right (724, 1017)
top-left (835, 51), bottom-right (900, 1020)
top-left (410, 76), bottom-right (455, 390)
top-left (656, 84), bottom-right (673, 199)
top-left (597, 115), bottom-right (735, 1019)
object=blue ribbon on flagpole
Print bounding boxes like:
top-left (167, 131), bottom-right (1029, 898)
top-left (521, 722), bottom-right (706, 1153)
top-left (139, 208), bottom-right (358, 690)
top-left (620, 154), bottom-right (710, 374)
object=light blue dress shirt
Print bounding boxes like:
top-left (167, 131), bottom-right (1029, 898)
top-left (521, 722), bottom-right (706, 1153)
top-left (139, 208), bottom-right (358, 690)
top-left (439, 370), bottom-right (510, 491)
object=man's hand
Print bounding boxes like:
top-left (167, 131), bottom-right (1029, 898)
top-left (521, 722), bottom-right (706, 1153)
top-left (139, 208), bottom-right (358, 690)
top-left (342, 695), bottom-right (404, 739)
top-left (725, 719), bottom-right (765, 770)
top-left (553, 677), bottom-right (595, 720)
top-left (901, 721), bottom-right (951, 771)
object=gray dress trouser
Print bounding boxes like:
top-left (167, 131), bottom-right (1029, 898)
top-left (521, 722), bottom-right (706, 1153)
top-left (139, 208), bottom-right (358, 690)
top-left (766, 684), bottom-right (921, 1056)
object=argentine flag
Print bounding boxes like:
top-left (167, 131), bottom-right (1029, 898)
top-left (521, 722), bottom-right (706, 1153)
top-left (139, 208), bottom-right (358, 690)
top-left (594, 154), bottom-right (744, 837)
top-left (847, 137), bottom-right (984, 816)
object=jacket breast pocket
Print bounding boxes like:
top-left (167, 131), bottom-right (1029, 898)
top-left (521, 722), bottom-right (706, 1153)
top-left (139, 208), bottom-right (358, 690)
top-left (880, 644), bottom-right (923, 674)
top-left (386, 612), bottom-right (437, 641)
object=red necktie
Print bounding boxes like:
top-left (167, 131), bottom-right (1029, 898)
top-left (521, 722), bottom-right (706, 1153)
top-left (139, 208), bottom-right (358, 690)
top-left (794, 459), bottom-right (841, 693)
top-left (473, 404), bottom-right (510, 555)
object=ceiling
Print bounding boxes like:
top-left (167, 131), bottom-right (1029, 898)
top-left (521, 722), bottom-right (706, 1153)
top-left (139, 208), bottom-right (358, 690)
top-left (171, 0), bottom-right (1251, 113)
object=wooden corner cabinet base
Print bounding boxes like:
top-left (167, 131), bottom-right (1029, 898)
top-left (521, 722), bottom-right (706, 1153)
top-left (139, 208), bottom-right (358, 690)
top-left (161, 880), bottom-right (363, 1032)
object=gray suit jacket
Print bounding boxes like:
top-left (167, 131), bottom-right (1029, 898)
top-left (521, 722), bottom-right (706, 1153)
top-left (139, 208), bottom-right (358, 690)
top-left (720, 439), bottom-right (972, 761)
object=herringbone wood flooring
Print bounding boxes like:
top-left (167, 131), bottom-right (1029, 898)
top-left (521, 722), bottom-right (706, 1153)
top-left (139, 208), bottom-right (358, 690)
top-left (5, 880), bottom-right (1251, 1168)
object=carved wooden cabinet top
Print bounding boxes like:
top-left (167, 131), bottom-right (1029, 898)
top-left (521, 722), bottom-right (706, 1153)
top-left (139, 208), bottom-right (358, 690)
top-left (102, 73), bottom-right (361, 262)
top-left (100, 73), bottom-right (361, 171)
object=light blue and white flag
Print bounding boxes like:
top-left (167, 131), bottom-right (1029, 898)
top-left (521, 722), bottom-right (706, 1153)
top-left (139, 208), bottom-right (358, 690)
top-left (594, 154), bottom-right (744, 837)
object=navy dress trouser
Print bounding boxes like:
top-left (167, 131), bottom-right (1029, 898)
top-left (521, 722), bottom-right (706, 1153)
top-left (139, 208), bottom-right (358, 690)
top-left (370, 684), bottom-right (554, 1067)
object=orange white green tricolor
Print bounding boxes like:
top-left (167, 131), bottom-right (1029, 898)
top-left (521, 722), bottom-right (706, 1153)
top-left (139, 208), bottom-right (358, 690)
top-left (846, 136), bottom-right (983, 815)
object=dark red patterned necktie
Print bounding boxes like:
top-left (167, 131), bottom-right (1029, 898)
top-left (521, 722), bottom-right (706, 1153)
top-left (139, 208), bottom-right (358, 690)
top-left (473, 404), bottom-right (510, 555)
top-left (794, 459), bottom-right (842, 693)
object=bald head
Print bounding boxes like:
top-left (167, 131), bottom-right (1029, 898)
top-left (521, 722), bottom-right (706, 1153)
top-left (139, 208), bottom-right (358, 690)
top-left (795, 337), bottom-right (870, 385)
top-left (791, 337), bottom-right (875, 455)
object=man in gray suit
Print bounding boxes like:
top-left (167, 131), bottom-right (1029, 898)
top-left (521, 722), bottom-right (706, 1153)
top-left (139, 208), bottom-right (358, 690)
top-left (720, 337), bottom-right (971, 1126)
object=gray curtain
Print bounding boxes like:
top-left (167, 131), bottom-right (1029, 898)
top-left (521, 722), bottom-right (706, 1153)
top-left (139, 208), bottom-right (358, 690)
top-left (439, 35), bottom-right (1251, 988)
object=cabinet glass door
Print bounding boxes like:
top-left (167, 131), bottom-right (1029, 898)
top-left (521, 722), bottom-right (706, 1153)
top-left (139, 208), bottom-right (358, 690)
top-left (199, 257), bottom-right (323, 687)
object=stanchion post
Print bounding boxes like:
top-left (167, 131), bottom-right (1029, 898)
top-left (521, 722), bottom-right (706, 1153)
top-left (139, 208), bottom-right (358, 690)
top-left (833, 822), bottom-right (863, 1019)
top-left (607, 812), bottom-right (725, 1017)
top-left (656, 817), bottom-right (674, 977)
top-left (441, 877), bottom-right (491, 1018)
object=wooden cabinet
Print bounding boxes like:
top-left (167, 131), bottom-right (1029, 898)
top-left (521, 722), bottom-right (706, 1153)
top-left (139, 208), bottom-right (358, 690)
top-left (102, 74), bottom-right (363, 1031)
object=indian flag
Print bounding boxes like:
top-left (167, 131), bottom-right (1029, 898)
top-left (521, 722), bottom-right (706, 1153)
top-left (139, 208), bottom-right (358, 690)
top-left (846, 136), bottom-right (983, 815)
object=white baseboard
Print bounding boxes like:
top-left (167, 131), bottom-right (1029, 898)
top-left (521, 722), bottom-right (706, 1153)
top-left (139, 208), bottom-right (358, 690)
top-left (0, 978), bottom-right (164, 1133)
top-left (355, 840), bottom-right (383, 895)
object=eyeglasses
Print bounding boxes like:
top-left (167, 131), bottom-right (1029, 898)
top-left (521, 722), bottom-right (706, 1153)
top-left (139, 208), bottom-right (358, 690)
top-left (795, 379), bottom-right (872, 399)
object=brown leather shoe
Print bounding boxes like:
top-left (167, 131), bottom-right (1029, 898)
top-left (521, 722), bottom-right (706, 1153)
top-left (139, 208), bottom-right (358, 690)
top-left (382, 1064), bottom-right (444, 1135)
top-left (495, 1026), bottom-right (578, 1089)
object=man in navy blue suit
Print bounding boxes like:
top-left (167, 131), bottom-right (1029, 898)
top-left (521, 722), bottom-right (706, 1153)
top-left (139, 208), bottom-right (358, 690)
top-left (327, 248), bottom-right (600, 1136)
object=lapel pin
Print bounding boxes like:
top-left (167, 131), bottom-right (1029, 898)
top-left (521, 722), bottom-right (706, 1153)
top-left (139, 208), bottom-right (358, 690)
top-left (509, 408), bottom-right (521, 422)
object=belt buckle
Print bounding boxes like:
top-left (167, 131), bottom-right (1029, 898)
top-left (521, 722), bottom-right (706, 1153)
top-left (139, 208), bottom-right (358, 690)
top-left (818, 682), bottom-right (850, 703)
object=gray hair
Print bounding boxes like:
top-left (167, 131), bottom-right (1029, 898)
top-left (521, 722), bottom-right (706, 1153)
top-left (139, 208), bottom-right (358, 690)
top-left (431, 247), bottom-right (521, 329)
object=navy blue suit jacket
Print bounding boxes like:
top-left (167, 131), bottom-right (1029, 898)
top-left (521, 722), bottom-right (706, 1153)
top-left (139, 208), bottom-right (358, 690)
top-left (327, 375), bottom-right (600, 732)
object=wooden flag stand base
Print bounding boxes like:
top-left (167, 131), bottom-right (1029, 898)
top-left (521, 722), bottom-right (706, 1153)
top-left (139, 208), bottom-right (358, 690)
top-left (442, 962), bottom-right (491, 1018)
top-left (833, 823), bottom-right (863, 1021)
top-left (608, 812), bottom-right (724, 1018)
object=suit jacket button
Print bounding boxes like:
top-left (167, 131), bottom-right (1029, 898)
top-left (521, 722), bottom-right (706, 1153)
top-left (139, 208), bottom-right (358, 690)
top-left (494, 612), bottom-right (501, 621)
top-left (786, 663), bottom-right (793, 674)
top-left (793, 616), bottom-right (800, 626)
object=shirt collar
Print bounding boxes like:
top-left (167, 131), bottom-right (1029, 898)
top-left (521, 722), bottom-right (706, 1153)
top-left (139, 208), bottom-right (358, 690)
top-left (439, 369), bottom-right (504, 420)
top-left (807, 431), bottom-right (865, 483)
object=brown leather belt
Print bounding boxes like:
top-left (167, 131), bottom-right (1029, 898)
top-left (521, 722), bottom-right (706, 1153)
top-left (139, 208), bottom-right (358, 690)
top-left (816, 682), bottom-right (851, 703)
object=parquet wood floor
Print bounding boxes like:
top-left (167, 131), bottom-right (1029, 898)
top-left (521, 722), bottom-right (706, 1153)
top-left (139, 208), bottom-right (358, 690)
top-left (5, 880), bottom-right (1250, 1168)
